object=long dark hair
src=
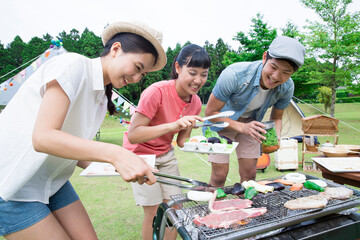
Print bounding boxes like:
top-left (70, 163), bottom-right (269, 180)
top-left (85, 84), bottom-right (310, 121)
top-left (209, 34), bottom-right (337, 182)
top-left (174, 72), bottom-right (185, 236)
top-left (101, 33), bottom-right (158, 115)
top-left (170, 44), bottom-right (211, 79)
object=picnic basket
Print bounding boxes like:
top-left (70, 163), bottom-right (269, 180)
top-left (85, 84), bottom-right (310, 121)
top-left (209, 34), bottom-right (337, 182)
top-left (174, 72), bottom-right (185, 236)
top-left (301, 115), bottom-right (339, 135)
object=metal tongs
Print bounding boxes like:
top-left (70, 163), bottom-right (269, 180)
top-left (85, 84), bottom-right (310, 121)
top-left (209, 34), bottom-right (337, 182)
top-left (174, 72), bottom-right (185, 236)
top-left (194, 110), bottom-right (235, 128)
top-left (194, 121), bottom-right (229, 128)
top-left (153, 172), bottom-right (214, 192)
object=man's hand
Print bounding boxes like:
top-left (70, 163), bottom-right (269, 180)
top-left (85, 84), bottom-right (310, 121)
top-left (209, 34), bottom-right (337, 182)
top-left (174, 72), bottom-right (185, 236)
top-left (242, 121), bottom-right (266, 143)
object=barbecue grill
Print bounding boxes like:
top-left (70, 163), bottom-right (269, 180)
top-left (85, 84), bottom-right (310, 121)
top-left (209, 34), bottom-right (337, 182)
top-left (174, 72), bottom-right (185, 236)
top-left (153, 174), bottom-right (360, 240)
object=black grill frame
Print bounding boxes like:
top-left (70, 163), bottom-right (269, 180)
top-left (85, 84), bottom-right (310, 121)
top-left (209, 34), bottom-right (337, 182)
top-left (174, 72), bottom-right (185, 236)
top-left (169, 174), bottom-right (360, 239)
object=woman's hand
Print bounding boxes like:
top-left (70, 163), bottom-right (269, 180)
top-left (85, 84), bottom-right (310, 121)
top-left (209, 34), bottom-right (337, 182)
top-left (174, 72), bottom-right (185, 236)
top-left (111, 148), bottom-right (157, 185)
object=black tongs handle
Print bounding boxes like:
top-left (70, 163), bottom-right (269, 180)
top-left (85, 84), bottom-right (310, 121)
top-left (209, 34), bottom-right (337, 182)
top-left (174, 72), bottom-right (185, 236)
top-left (153, 172), bottom-right (210, 188)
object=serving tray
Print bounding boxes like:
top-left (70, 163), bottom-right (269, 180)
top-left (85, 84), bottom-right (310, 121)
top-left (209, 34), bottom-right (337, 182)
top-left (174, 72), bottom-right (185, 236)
top-left (80, 155), bottom-right (155, 177)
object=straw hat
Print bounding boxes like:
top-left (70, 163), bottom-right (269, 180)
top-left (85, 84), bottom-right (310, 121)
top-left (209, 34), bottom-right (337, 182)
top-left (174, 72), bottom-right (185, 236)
top-left (102, 21), bottom-right (167, 72)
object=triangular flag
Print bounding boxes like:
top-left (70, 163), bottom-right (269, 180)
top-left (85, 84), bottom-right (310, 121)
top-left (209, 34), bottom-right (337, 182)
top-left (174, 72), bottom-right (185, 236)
top-left (20, 70), bottom-right (26, 79)
top-left (13, 74), bottom-right (21, 83)
top-left (116, 96), bottom-right (125, 107)
top-left (123, 101), bottom-right (131, 110)
top-left (36, 58), bottom-right (42, 67)
top-left (31, 61), bottom-right (37, 71)
top-left (111, 91), bottom-right (120, 101)
top-left (130, 105), bottom-right (136, 115)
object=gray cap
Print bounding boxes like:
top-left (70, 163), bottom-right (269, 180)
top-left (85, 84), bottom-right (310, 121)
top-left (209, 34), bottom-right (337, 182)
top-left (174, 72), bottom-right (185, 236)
top-left (268, 36), bottom-right (305, 67)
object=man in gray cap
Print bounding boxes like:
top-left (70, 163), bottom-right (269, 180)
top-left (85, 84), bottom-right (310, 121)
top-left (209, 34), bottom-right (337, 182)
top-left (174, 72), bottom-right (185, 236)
top-left (203, 36), bottom-right (305, 186)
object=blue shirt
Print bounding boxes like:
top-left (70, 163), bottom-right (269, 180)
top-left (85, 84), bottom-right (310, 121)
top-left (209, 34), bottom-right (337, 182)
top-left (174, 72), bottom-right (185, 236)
top-left (203, 60), bottom-right (294, 133)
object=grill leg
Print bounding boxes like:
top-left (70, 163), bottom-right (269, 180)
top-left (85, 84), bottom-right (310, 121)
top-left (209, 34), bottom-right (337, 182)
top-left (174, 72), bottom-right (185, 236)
top-left (152, 202), bottom-right (192, 240)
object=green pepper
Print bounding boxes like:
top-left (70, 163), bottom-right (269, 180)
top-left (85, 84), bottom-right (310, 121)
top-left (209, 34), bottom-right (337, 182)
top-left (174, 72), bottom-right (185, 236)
top-left (244, 187), bottom-right (258, 200)
top-left (303, 180), bottom-right (325, 192)
top-left (216, 188), bottom-right (226, 198)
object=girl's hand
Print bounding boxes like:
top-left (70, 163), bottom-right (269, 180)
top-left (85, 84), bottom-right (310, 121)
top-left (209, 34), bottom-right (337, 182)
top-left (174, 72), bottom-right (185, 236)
top-left (112, 149), bottom-right (157, 185)
top-left (170, 115), bottom-right (203, 132)
top-left (241, 121), bottom-right (266, 143)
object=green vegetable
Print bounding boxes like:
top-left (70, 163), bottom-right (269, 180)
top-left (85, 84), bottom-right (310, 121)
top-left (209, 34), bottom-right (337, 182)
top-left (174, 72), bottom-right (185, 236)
top-left (303, 180), bottom-right (325, 192)
top-left (244, 187), bottom-right (258, 199)
top-left (216, 188), bottom-right (226, 198)
top-left (262, 128), bottom-right (278, 147)
top-left (204, 127), bottom-right (227, 144)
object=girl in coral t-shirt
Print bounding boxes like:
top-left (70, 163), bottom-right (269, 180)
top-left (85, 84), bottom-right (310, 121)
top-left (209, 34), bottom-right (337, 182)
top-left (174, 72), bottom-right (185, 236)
top-left (123, 44), bottom-right (211, 240)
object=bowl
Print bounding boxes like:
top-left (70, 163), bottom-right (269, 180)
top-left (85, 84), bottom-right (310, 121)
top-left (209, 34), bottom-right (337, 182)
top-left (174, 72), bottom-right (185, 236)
top-left (197, 142), bottom-right (212, 152)
top-left (211, 143), bottom-right (227, 152)
top-left (335, 145), bottom-right (360, 152)
top-left (189, 135), bottom-right (207, 143)
top-left (319, 147), bottom-right (350, 157)
top-left (183, 142), bottom-right (198, 151)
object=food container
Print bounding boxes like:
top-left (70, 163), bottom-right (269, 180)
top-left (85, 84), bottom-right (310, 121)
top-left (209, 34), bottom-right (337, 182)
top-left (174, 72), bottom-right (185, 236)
top-left (211, 143), bottom-right (227, 152)
top-left (183, 142), bottom-right (198, 151)
top-left (197, 142), bottom-right (212, 152)
top-left (261, 121), bottom-right (280, 154)
top-left (321, 141), bottom-right (335, 148)
top-left (275, 138), bottom-right (298, 170)
top-left (319, 147), bottom-right (350, 157)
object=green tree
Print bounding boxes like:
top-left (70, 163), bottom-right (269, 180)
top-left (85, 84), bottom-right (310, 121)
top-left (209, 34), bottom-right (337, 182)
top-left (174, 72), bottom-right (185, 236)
top-left (233, 13), bottom-right (277, 62)
top-left (301, 0), bottom-right (360, 116)
top-left (79, 28), bottom-right (103, 58)
top-left (317, 86), bottom-right (332, 112)
top-left (202, 39), bottom-right (230, 103)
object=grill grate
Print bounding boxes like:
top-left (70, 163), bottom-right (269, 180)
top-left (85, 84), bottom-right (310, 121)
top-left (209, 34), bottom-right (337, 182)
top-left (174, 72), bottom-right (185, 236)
top-left (170, 174), bottom-right (360, 239)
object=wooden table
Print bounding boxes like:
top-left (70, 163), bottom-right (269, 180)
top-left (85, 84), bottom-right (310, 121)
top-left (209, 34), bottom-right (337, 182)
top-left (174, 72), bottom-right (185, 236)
top-left (313, 155), bottom-right (360, 188)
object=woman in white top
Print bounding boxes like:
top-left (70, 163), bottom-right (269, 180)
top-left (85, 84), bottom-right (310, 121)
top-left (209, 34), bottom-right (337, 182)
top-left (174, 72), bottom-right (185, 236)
top-left (0, 21), bottom-right (166, 240)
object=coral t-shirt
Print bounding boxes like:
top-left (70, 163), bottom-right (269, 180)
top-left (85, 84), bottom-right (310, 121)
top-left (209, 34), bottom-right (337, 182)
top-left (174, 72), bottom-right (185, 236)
top-left (123, 80), bottom-right (201, 156)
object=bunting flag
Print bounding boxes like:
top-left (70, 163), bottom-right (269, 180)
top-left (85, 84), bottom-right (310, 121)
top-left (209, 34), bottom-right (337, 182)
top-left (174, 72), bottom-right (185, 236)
top-left (116, 96), bottom-right (125, 107)
top-left (111, 91), bottom-right (120, 101)
top-left (130, 105), bottom-right (136, 115)
top-left (0, 45), bottom-right (68, 106)
top-left (123, 101), bottom-right (131, 110)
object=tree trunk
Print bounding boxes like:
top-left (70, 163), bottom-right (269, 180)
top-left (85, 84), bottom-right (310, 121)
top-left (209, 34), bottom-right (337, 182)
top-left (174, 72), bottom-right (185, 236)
top-left (330, 55), bottom-right (337, 117)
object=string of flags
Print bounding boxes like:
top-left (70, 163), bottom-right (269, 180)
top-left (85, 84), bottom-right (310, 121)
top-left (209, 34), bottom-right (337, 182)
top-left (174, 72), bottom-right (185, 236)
top-left (0, 41), bottom-right (67, 106)
top-left (111, 90), bottom-right (136, 117)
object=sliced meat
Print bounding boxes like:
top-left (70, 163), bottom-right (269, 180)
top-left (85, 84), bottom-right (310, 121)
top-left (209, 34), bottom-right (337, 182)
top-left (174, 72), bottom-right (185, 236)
top-left (211, 198), bottom-right (253, 212)
top-left (284, 194), bottom-right (328, 210)
top-left (320, 187), bottom-right (353, 200)
top-left (208, 190), bottom-right (253, 213)
top-left (274, 179), bottom-right (294, 185)
top-left (193, 207), bottom-right (267, 228)
top-left (290, 183), bottom-right (303, 191)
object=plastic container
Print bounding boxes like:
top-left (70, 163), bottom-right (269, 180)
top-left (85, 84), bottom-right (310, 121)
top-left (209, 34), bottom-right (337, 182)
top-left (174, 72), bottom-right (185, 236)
top-left (261, 121), bottom-right (280, 154)
top-left (321, 141), bottom-right (334, 148)
top-left (275, 138), bottom-right (298, 170)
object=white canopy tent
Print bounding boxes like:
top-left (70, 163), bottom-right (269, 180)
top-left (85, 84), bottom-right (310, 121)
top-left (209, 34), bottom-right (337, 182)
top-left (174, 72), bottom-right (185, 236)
top-left (263, 99), bottom-right (305, 138)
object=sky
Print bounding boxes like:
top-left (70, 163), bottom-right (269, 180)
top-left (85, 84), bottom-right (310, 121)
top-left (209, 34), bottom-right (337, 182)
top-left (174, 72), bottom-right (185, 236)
top-left (1, 0), bottom-right (360, 50)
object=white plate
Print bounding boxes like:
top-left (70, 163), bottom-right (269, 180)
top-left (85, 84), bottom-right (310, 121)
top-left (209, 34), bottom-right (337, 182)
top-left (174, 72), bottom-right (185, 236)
top-left (312, 157), bottom-right (360, 172)
top-left (181, 142), bottom-right (239, 155)
top-left (80, 155), bottom-right (156, 177)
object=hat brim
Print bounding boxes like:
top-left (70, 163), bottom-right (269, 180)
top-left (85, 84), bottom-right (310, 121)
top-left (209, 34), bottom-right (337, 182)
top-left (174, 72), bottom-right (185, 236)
top-left (102, 22), bottom-right (167, 72)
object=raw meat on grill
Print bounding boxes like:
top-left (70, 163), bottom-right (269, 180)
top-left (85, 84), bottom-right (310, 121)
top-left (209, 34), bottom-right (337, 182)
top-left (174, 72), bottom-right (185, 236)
top-left (193, 207), bottom-right (267, 228)
top-left (210, 198), bottom-right (253, 212)
top-left (208, 190), bottom-right (253, 213)
top-left (320, 187), bottom-right (353, 200)
top-left (284, 194), bottom-right (328, 210)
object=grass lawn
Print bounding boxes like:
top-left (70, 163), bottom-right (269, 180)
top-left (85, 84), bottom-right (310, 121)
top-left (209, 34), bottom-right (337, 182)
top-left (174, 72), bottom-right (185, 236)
top-left (1, 102), bottom-right (360, 240)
